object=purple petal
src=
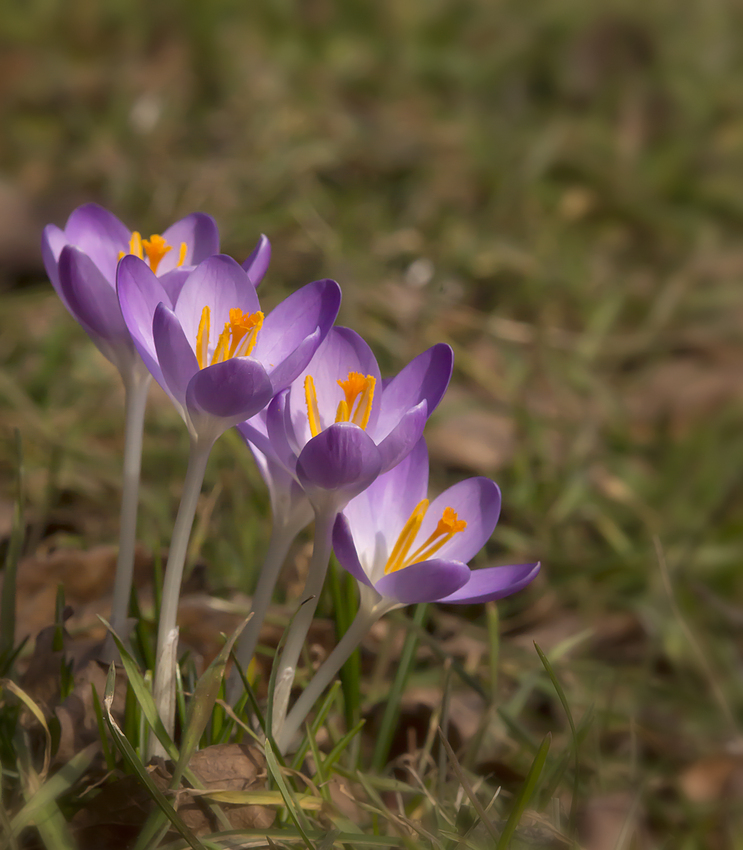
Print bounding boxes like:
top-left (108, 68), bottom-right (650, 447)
top-left (41, 224), bottom-right (68, 294)
top-left (374, 559), bottom-right (470, 605)
top-left (263, 390), bottom-right (299, 472)
top-left (157, 267), bottom-right (191, 304)
top-left (242, 234), bottom-right (271, 287)
top-left (439, 563), bottom-right (541, 604)
top-left (58, 246), bottom-right (129, 344)
top-left (63, 203), bottom-right (130, 284)
top-left (374, 344), bottom-right (453, 441)
top-left (265, 327), bottom-right (321, 395)
top-left (174, 255), bottom-right (261, 349)
top-left (333, 514), bottom-right (373, 587)
top-left (418, 478), bottom-right (501, 565)
top-left (236, 419), bottom-right (274, 460)
top-left (376, 400), bottom-right (428, 473)
top-left (185, 357), bottom-right (273, 433)
top-left (153, 303), bottom-right (199, 405)
top-left (252, 279), bottom-right (341, 383)
top-left (159, 212), bottom-right (220, 274)
top-left (343, 438), bottom-right (429, 566)
top-left (247, 441), bottom-right (313, 531)
top-left (296, 422), bottom-right (382, 500)
top-left (287, 327), bottom-right (381, 450)
top-left (117, 254), bottom-right (172, 384)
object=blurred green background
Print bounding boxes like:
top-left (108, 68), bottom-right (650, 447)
top-left (4, 0), bottom-right (743, 844)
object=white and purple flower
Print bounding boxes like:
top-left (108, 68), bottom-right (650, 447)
top-left (117, 253), bottom-right (341, 443)
top-left (333, 439), bottom-right (540, 610)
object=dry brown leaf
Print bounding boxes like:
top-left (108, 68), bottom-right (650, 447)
top-left (579, 791), bottom-right (648, 850)
top-left (680, 754), bottom-right (743, 803)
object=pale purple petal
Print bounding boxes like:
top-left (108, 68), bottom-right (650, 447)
top-left (343, 438), bottom-right (429, 568)
top-left (252, 279), bottom-right (341, 380)
top-left (41, 224), bottom-right (67, 293)
top-left (117, 255), bottom-right (172, 384)
top-left (376, 400), bottom-right (428, 473)
top-left (418, 478), bottom-right (501, 564)
top-left (265, 327), bottom-right (321, 394)
top-left (64, 203), bottom-right (130, 284)
top-left (157, 268), bottom-right (191, 304)
top-left (185, 357), bottom-right (273, 429)
top-left (58, 246), bottom-right (129, 344)
top-left (263, 390), bottom-right (299, 472)
top-left (174, 255), bottom-right (261, 347)
top-left (439, 563), bottom-right (541, 604)
top-left (159, 212), bottom-right (220, 274)
top-left (374, 344), bottom-right (453, 441)
top-left (242, 234), bottom-right (271, 287)
top-left (296, 422), bottom-right (382, 499)
top-left (374, 559), bottom-right (470, 604)
top-left (236, 419), bottom-right (274, 459)
top-left (152, 303), bottom-right (199, 405)
top-left (287, 328), bottom-right (381, 450)
top-left (333, 514), bottom-right (373, 587)
top-left (247, 441), bottom-right (313, 531)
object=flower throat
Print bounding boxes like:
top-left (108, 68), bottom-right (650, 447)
top-left (118, 232), bottom-right (187, 274)
top-left (384, 501), bottom-right (467, 574)
top-left (195, 306), bottom-right (264, 369)
top-left (304, 371), bottom-right (375, 438)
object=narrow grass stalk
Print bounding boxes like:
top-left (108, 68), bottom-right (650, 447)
top-left (371, 604), bottom-right (428, 772)
top-left (151, 437), bottom-right (213, 747)
top-left (228, 517), bottom-right (303, 703)
top-left (271, 508), bottom-right (336, 739)
top-left (277, 605), bottom-right (377, 753)
top-left (107, 371), bottom-right (150, 651)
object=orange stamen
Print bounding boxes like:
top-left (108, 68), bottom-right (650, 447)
top-left (194, 306), bottom-right (263, 369)
top-left (385, 504), bottom-right (467, 574)
top-left (142, 233), bottom-right (172, 274)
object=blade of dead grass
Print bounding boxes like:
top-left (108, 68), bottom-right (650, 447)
top-left (2, 680), bottom-right (51, 780)
top-left (437, 728), bottom-right (500, 844)
top-left (10, 743), bottom-right (97, 836)
top-left (0, 430), bottom-right (23, 669)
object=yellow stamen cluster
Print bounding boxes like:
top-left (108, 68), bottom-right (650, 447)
top-left (117, 231), bottom-right (188, 274)
top-left (384, 501), bottom-right (467, 574)
top-left (195, 306), bottom-right (264, 370)
top-left (304, 371), bottom-right (376, 438)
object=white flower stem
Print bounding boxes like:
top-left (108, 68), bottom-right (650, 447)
top-left (227, 519), bottom-right (301, 703)
top-left (107, 373), bottom-right (150, 640)
top-left (150, 437), bottom-right (212, 751)
top-left (276, 604), bottom-right (378, 753)
top-left (271, 507), bottom-right (336, 737)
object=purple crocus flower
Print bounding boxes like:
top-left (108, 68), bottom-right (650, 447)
top-left (117, 253), bottom-right (341, 443)
top-left (41, 203), bottom-right (270, 376)
top-left (241, 327), bottom-right (453, 513)
top-left (333, 439), bottom-right (540, 611)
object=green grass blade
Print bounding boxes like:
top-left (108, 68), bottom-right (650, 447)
top-left (290, 679), bottom-right (342, 772)
top-left (372, 603), bottom-right (428, 772)
top-left (496, 733), bottom-right (552, 850)
top-left (101, 616), bottom-right (179, 760)
top-left (171, 617), bottom-right (249, 789)
top-left (534, 642), bottom-right (582, 832)
top-left (264, 739), bottom-right (314, 850)
top-left (102, 664), bottom-right (206, 850)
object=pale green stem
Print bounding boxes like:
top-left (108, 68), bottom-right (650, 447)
top-left (150, 438), bottom-right (212, 753)
top-left (227, 518), bottom-right (302, 704)
top-left (105, 371), bottom-right (151, 656)
top-left (271, 508), bottom-right (336, 737)
top-left (276, 604), bottom-right (379, 753)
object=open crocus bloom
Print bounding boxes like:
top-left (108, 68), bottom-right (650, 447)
top-left (117, 253), bottom-right (341, 443)
top-left (240, 327), bottom-right (453, 512)
top-left (333, 439), bottom-right (540, 610)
